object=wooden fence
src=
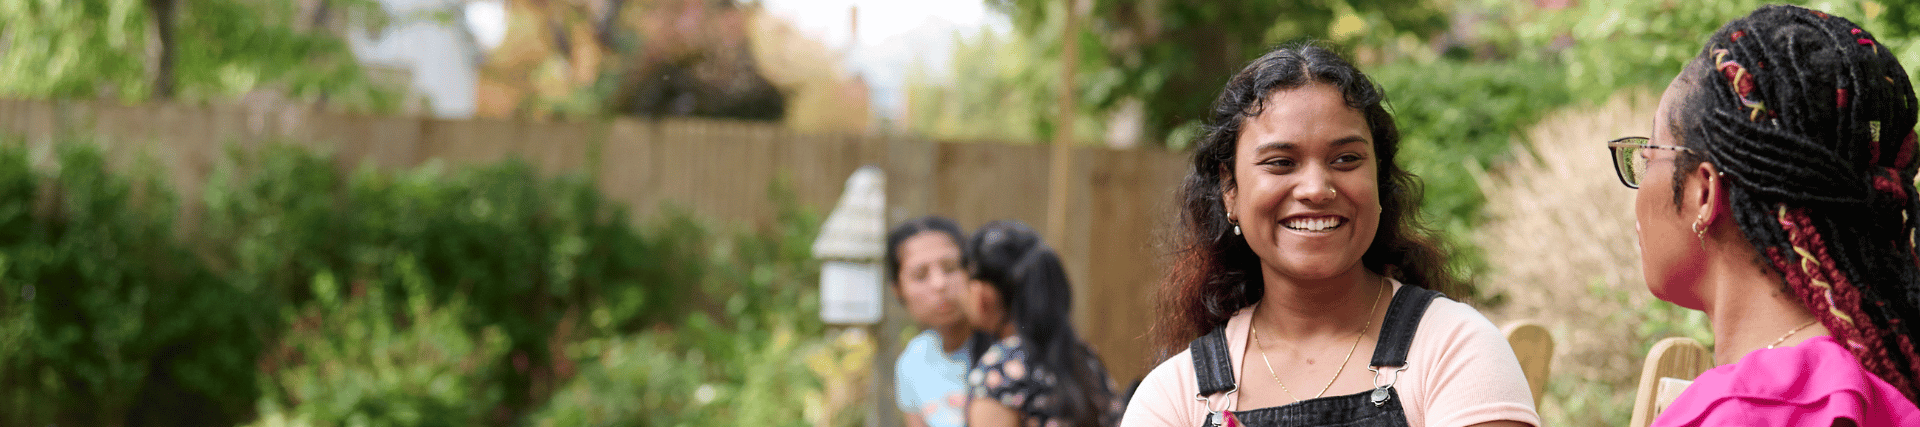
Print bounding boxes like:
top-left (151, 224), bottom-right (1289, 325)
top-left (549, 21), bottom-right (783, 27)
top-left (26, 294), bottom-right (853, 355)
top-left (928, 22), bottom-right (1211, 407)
top-left (0, 97), bottom-right (1187, 383)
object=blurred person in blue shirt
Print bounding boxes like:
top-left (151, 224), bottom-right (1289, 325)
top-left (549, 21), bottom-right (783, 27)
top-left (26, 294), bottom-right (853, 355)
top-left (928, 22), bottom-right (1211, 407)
top-left (887, 216), bottom-right (974, 427)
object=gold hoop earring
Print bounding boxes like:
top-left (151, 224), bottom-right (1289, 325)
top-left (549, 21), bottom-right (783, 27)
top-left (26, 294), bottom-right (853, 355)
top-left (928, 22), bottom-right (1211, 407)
top-left (1692, 218), bottom-right (1708, 250)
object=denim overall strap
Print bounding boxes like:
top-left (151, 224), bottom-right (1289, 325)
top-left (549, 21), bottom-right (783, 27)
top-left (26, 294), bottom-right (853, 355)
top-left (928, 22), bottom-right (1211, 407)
top-left (1190, 326), bottom-right (1237, 396)
top-left (1368, 286), bottom-right (1442, 367)
top-left (1188, 285), bottom-right (1445, 427)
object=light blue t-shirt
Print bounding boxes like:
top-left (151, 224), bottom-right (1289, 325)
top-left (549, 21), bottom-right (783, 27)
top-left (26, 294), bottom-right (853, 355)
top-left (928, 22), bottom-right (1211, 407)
top-left (895, 330), bottom-right (970, 427)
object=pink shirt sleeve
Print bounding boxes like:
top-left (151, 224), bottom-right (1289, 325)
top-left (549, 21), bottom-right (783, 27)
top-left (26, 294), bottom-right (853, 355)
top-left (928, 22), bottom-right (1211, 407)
top-left (1119, 283), bottom-right (1540, 427)
top-left (1121, 349), bottom-right (1205, 427)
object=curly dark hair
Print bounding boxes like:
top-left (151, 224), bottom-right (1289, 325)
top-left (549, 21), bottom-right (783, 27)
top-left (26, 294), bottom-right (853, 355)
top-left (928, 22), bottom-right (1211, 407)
top-left (1150, 42), bottom-right (1466, 358)
top-left (1664, 5), bottom-right (1920, 401)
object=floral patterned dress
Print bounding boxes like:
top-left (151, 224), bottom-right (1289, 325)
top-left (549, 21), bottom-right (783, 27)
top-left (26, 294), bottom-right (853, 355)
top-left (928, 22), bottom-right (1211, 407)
top-left (966, 334), bottom-right (1125, 427)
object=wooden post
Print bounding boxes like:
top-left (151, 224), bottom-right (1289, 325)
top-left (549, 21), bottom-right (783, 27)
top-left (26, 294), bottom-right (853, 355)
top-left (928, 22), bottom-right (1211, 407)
top-left (870, 290), bottom-right (901, 427)
top-left (1046, 0), bottom-right (1079, 245)
top-left (846, 7), bottom-right (902, 427)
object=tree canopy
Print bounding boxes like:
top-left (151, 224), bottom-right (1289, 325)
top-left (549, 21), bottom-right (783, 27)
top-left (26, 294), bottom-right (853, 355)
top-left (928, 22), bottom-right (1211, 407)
top-left (908, 0), bottom-right (1450, 147)
top-left (0, 0), bottom-right (398, 111)
top-left (910, 0), bottom-right (1920, 148)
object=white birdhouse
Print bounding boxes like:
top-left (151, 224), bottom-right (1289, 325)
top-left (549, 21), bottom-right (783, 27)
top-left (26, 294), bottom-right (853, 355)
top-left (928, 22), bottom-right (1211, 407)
top-left (813, 166), bottom-right (887, 324)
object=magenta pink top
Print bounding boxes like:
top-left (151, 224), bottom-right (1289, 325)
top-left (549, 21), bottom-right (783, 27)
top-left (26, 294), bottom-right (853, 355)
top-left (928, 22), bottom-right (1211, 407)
top-left (1652, 336), bottom-right (1920, 426)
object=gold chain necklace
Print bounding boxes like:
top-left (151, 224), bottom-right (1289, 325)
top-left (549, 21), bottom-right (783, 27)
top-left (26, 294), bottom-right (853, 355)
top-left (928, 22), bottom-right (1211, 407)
top-left (1250, 279), bottom-right (1384, 403)
top-left (1766, 319), bottom-right (1820, 349)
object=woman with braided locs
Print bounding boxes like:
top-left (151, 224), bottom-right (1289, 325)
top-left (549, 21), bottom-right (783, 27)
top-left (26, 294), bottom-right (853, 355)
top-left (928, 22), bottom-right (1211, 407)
top-left (1121, 42), bottom-right (1538, 427)
top-left (1609, 5), bottom-right (1920, 425)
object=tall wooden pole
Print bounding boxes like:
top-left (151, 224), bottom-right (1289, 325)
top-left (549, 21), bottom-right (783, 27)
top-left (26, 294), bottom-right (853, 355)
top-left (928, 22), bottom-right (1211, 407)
top-left (1046, 0), bottom-right (1079, 246)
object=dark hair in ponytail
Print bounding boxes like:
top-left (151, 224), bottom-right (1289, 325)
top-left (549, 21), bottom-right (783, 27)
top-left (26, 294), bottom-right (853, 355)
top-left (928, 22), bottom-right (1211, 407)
top-left (1669, 4), bottom-right (1920, 402)
top-left (967, 220), bottom-right (1115, 427)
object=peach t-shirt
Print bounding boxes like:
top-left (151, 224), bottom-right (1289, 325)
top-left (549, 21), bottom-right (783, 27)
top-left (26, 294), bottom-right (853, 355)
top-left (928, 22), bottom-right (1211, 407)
top-left (1121, 282), bottom-right (1540, 427)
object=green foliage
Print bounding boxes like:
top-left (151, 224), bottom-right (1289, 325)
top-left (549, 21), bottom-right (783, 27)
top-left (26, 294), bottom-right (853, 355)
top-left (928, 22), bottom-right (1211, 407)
top-left (531, 333), bottom-right (711, 427)
top-left (532, 316), bottom-right (841, 427)
top-left (904, 4), bottom-right (1131, 144)
top-left (0, 142), bottom-right (265, 426)
top-left (1534, 280), bottom-right (1712, 427)
top-left (244, 265), bottom-right (509, 427)
top-left (201, 143), bottom-right (691, 332)
top-left (966, 0), bottom-right (1454, 145)
top-left (525, 180), bottom-right (836, 426)
top-left (1, 137), bottom-right (842, 426)
top-left (169, 0), bottom-right (396, 108)
top-left (1475, 0), bottom-right (1920, 103)
top-left (1370, 59), bottom-right (1578, 281)
top-left (201, 143), bottom-right (715, 419)
top-left (0, 0), bottom-right (398, 110)
top-left (904, 26), bottom-right (1114, 144)
top-left (0, 0), bottom-right (152, 99)
top-left (528, 177), bottom-right (850, 427)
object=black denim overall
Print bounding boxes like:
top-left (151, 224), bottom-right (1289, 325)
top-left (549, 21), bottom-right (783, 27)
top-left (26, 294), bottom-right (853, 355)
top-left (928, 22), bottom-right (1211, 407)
top-left (1191, 286), bottom-right (1442, 427)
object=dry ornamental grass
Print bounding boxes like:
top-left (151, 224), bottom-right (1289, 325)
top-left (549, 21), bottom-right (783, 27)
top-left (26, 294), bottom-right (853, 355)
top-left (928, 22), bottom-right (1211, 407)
top-left (1472, 91), bottom-right (1712, 426)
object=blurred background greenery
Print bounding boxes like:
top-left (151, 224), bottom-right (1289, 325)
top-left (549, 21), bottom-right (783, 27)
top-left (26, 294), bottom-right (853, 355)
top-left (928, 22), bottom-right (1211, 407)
top-left (2, 0), bottom-right (1919, 426)
top-left (0, 139), bottom-right (856, 426)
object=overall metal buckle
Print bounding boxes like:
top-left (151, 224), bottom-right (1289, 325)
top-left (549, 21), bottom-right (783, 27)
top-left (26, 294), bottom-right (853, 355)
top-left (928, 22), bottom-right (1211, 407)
top-left (1194, 385), bottom-right (1238, 426)
top-left (1367, 366), bottom-right (1410, 407)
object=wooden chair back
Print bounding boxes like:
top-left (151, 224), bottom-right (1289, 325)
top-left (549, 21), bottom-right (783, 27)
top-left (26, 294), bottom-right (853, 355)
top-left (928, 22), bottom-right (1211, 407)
top-left (1627, 337), bottom-right (1715, 427)
top-left (1502, 321), bottom-right (1555, 408)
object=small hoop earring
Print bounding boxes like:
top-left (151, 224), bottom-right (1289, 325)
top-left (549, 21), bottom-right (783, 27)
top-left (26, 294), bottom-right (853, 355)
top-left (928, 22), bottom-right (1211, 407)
top-left (1692, 219), bottom-right (1708, 250)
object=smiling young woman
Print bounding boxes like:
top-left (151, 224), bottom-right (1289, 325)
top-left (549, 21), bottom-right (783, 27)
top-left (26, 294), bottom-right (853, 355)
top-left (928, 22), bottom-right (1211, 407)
top-left (1121, 43), bottom-right (1539, 427)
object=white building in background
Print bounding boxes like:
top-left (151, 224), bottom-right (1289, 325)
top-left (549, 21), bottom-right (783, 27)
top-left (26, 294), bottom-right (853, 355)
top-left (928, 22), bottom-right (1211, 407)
top-left (348, 0), bottom-right (505, 118)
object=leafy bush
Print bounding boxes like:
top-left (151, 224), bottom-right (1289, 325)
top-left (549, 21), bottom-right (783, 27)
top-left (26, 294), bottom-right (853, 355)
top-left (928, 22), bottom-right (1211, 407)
top-left (529, 179), bottom-right (855, 427)
top-left (1474, 0), bottom-right (1920, 104)
top-left (208, 143), bottom-right (707, 329)
top-left (531, 318), bottom-right (863, 427)
top-left (245, 262), bottom-right (509, 427)
top-left (200, 144), bottom-right (720, 420)
top-left (0, 138), bottom-right (843, 426)
top-left (1371, 59), bottom-right (1578, 286)
top-left (0, 142), bottom-right (265, 426)
top-left (1369, 1), bottom-right (1920, 291)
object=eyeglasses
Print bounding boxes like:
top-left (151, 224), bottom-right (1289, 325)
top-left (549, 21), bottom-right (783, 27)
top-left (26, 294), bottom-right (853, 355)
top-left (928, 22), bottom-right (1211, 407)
top-left (1607, 137), bottom-right (1693, 189)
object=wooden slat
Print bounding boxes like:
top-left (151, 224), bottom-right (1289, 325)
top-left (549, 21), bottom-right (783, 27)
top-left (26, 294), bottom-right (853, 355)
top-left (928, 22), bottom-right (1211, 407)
top-left (1628, 337), bottom-right (1714, 427)
top-left (1501, 321), bottom-right (1555, 408)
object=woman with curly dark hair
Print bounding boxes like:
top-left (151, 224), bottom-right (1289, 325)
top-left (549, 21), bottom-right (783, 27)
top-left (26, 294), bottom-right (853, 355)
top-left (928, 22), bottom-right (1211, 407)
top-left (1610, 5), bottom-right (1920, 425)
top-left (1120, 43), bottom-right (1537, 427)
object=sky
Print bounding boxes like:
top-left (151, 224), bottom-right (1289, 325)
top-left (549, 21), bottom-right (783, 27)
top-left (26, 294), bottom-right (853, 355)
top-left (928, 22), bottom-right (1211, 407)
top-left (757, 0), bottom-right (1006, 117)
top-left (756, 0), bottom-right (994, 50)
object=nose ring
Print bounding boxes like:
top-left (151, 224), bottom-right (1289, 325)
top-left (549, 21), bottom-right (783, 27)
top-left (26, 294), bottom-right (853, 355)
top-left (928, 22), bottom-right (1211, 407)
top-left (1328, 187), bottom-right (1338, 196)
